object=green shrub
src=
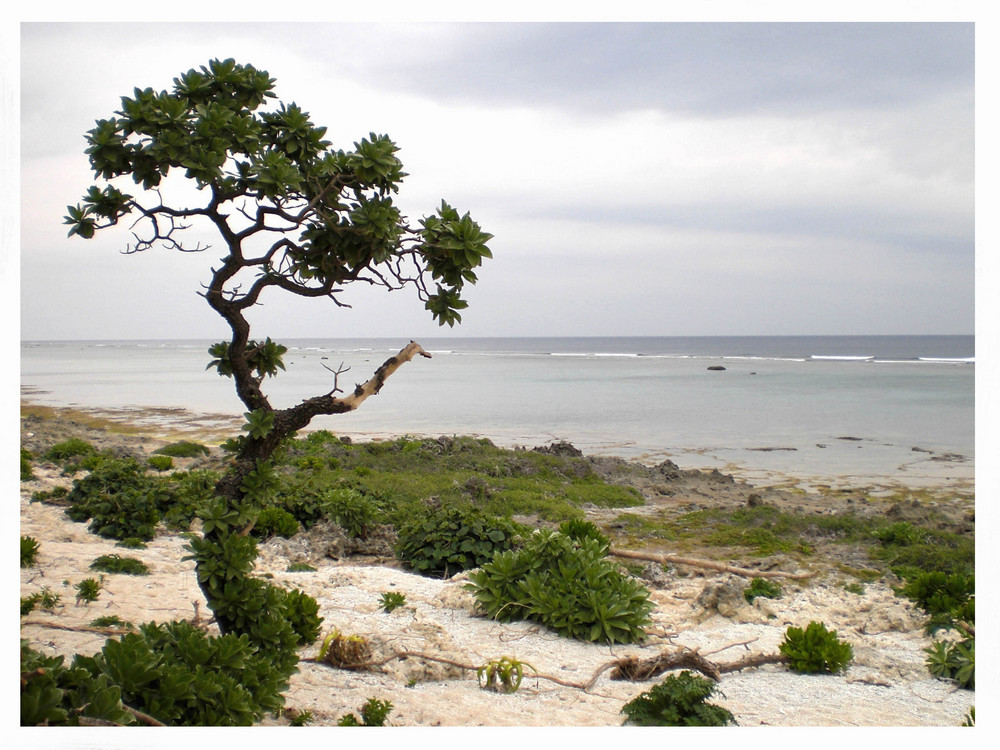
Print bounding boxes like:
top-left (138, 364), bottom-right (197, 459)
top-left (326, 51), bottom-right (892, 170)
top-left (21, 594), bottom-right (41, 616)
top-left (558, 518), bottom-right (610, 546)
top-left (90, 615), bottom-right (135, 630)
top-left (21, 447), bottom-right (34, 481)
top-left (287, 562), bottom-right (318, 572)
top-left (779, 621), bottom-right (853, 674)
top-left (21, 619), bottom-right (302, 726)
top-left (65, 457), bottom-right (170, 541)
top-left (621, 671), bottom-right (736, 726)
top-left (925, 632), bottom-right (974, 689)
top-left (75, 578), bottom-right (103, 604)
top-left (148, 455), bottom-right (174, 472)
top-left (21, 535), bottom-right (40, 567)
top-left (253, 507), bottom-right (300, 539)
top-left (396, 505), bottom-right (522, 577)
top-left (468, 530), bottom-right (653, 644)
top-left (744, 577), bottom-right (782, 604)
top-left (162, 469), bottom-right (219, 530)
top-left (153, 441), bottom-right (211, 458)
top-left (321, 488), bottom-right (381, 539)
top-left (896, 571), bottom-right (974, 624)
top-left (337, 697), bottom-right (393, 727)
top-left (281, 588), bottom-right (323, 645)
top-left (90, 554), bottom-right (150, 576)
top-left (379, 591), bottom-right (407, 613)
top-left (44, 438), bottom-right (96, 462)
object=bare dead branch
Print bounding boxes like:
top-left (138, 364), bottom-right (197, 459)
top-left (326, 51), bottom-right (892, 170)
top-left (609, 547), bottom-right (816, 580)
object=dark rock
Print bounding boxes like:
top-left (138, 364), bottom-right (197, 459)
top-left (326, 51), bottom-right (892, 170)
top-left (533, 440), bottom-right (583, 457)
top-left (707, 365), bottom-right (726, 371)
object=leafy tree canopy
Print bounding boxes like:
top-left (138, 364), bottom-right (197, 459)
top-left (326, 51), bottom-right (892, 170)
top-left (65, 57), bottom-right (492, 329)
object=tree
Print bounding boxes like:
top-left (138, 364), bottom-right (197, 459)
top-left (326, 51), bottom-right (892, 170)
top-left (64, 58), bottom-right (492, 695)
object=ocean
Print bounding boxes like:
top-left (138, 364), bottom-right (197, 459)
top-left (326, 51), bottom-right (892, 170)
top-left (20, 335), bottom-right (974, 489)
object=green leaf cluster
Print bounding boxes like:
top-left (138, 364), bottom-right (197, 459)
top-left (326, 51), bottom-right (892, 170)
top-left (66, 58), bottom-right (491, 329)
top-left (925, 631), bottom-right (974, 690)
top-left (468, 530), bottom-right (653, 644)
top-left (90, 554), bottom-right (150, 576)
top-left (44, 438), bottom-right (96, 462)
top-left (779, 621), bottom-right (853, 674)
top-left (395, 504), bottom-right (522, 577)
top-left (743, 577), bottom-right (782, 604)
top-left (252, 506), bottom-right (300, 539)
top-left (21, 640), bottom-right (134, 726)
top-left (66, 457), bottom-right (173, 541)
top-left (154, 440), bottom-right (211, 458)
top-left (337, 697), bottom-right (393, 727)
top-left (379, 591), bottom-right (407, 613)
top-left (208, 339), bottom-right (287, 380)
top-left (895, 570), bottom-right (974, 633)
top-left (21, 618), bottom-right (306, 726)
top-left (620, 671), bottom-right (736, 726)
top-left (476, 656), bottom-right (535, 694)
top-left (20, 447), bottom-right (34, 481)
top-left (21, 536), bottom-right (40, 567)
top-left (75, 578), bottom-right (103, 604)
top-left (321, 487), bottom-right (381, 539)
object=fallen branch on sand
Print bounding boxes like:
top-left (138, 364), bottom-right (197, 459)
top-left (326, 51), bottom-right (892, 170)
top-left (304, 644), bottom-right (789, 693)
top-left (608, 547), bottom-right (815, 580)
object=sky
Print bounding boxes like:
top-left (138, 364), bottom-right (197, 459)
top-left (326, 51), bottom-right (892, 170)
top-left (12, 14), bottom-right (983, 341)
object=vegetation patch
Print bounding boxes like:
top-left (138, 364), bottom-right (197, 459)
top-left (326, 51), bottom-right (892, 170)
top-left (396, 504), bottom-right (523, 577)
top-left (153, 441), bottom-right (211, 458)
top-left (468, 530), bottom-right (652, 644)
top-left (90, 554), bottom-right (150, 576)
top-left (621, 671), bottom-right (736, 726)
top-left (779, 621), bottom-right (853, 674)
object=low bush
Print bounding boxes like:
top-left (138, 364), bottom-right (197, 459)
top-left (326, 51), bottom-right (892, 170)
top-left (621, 671), bottom-right (736, 726)
top-left (468, 530), bottom-right (653, 644)
top-left (744, 577), bottom-right (782, 603)
top-left (65, 457), bottom-right (171, 541)
top-left (337, 697), bottom-right (393, 727)
top-left (379, 591), bottom-right (406, 613)
top-left (148, 455), bottom-right (174, 472)
top-left (558, 518), bottom-right (610, 546)
top-left (321, 488), bottom-right (382, 539)
top-left (779, 621), bottom-right (853, 674)
top-left (21, 447), bottom-right (34, 481)
top-left (153, 441), bottom-right (211, 458)
top-left (253, 507), bottom-right (300, 539)
top-left (75, 578), bottom-right (103, 604)
top-left (90, 554), bottom-right (150, 576)
top-left (896, 570), bottom-right (974, 632)
top-left (21, 536), bottom-right (40, 567)
top-left (44, 438), bottom-right (96, 463)
top-left (396, 504), bottom-right (522, 577)
top-left (925, 628), bottom-right (974, 690)
top-left (20, 619), bottom-right (300, 726)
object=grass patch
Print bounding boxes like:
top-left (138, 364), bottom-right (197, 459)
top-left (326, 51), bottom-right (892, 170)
top-left (274, 434), bottom-right (643, 526)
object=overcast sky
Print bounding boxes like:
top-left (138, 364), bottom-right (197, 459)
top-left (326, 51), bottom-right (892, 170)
top-left (16, 19), bottom-right (978, 340)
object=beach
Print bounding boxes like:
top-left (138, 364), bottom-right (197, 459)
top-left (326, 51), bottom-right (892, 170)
top-left (18, 405), bottom-right (976, 728)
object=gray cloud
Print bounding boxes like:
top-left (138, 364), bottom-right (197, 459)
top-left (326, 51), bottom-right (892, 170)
top-left (313, 22), bottom-right (974, 117)
top-left (16, 21), bottom-right (976, 340)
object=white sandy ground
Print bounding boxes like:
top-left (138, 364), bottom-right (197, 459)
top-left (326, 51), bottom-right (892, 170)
top-left (17, 464), bottom-right (976, 733)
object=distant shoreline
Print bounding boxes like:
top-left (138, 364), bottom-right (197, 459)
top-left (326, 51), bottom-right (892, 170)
top-left (19, 398), bottom-right (975, 498)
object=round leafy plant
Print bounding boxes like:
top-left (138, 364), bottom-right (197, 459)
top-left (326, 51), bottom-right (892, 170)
top-left (621, 670), bottom-right (736, 726)
top-left (467, 530), bottom-right (653, 644)
top-left (395, 504), bottom-right (522, 577)
top-left (779, 621), bottom-right (853, 674)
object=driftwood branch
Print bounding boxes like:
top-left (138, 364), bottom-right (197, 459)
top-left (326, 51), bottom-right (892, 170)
top-left (609, 546), bottom-right (815, 580)
top-left (304, 644), bottom-right (789, 693)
